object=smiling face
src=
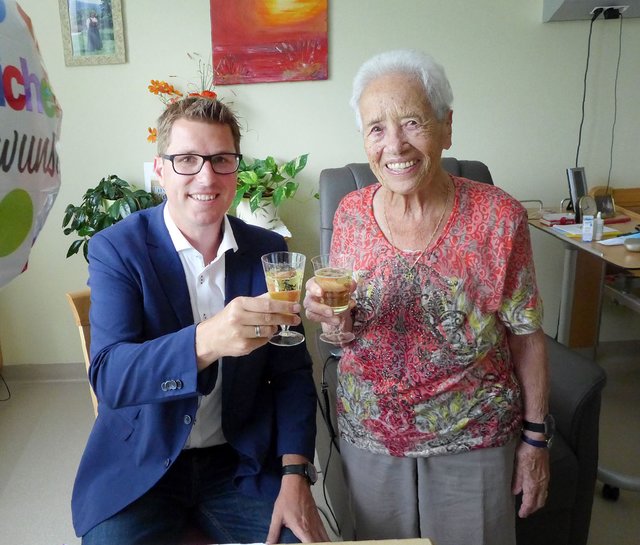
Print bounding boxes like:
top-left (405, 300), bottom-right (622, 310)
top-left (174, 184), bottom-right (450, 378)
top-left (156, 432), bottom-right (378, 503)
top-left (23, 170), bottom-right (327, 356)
top-left (154, 118), bottom-right (237, 244)
top-left (359, 72), bottom-right (453, 196)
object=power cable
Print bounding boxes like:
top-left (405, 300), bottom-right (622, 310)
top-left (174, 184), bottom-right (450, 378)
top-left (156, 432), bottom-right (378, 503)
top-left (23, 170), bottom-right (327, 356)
top-left (606, 14), bottom-right (623, 192)
top-left (0, 372), bottom-right (10, 402)
top-left (318, 438), bottom-right (341, 537)
top-left (557, 9), bottom-right (602, 339)
top-left (315, 354), bottom-right (342, 535)
top-left (574, 9), bottom-right (603, 169)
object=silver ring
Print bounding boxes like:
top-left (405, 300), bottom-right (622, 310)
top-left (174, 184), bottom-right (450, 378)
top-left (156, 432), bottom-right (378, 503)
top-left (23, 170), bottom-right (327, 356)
top-left (254, 325), bottom-right (261, 338)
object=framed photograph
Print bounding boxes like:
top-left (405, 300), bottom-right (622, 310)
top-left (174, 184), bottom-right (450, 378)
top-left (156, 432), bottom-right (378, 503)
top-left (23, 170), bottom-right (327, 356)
top-left (595, 194), bottom-right (616, 218)
top-left (566, 167), bottom-right (588, 223)
top-left (58, 0), bottom-right (125, 66)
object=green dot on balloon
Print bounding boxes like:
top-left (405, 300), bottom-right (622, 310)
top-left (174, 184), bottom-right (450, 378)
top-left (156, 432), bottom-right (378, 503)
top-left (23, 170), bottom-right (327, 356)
top-left (0, 189), bottom-right (34, 257)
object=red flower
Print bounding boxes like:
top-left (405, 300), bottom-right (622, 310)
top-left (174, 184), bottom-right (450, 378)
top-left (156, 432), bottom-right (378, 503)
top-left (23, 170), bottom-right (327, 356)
top-left (188, 90), bottom-right (217, 100)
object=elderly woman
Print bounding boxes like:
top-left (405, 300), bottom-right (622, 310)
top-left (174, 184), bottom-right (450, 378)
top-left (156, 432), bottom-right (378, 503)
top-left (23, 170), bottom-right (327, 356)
top-left (304, 50), bottom-right (550, 545)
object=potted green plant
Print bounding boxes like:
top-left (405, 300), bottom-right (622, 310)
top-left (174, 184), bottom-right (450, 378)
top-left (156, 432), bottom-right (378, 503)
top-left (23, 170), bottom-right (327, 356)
top-left (232, 154), bottom-right (310, 230)
top-left (62, 174), bottom-right (158, 261)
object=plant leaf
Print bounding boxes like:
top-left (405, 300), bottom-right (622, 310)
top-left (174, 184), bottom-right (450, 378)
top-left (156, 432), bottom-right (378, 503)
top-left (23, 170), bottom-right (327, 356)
top-left (66, 239), bottom-right (84, 258)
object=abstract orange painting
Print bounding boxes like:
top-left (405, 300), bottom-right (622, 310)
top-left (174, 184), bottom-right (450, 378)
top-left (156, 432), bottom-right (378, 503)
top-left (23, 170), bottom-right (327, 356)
top-left (210, 0), bottom-right (328, 85)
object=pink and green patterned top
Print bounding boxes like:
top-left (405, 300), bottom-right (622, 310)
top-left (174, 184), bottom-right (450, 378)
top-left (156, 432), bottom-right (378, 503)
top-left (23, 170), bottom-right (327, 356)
top-left (331, 176), bottom-right (543, 457)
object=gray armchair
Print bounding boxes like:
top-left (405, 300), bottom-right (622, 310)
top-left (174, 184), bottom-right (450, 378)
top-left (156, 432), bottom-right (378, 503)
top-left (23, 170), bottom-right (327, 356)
top-left (314, 159), bottom-right (607, 545)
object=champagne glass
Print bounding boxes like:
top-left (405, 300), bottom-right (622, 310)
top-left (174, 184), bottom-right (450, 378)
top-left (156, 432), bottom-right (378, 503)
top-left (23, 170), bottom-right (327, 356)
top-left (261, 251), bottom-right (306, 347)
top-left (311, 254), bottom-right (356, 345)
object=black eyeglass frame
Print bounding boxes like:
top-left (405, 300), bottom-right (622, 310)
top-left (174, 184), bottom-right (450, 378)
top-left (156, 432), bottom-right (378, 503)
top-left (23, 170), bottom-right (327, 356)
top-left (161, 152), bottom-right (243, 175)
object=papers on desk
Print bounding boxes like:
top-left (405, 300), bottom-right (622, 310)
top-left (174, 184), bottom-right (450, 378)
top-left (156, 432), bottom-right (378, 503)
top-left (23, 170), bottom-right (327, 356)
top-left (597, 232), bottom-right (640, 246)
top-left (551, 223), bottom-right (620, 238)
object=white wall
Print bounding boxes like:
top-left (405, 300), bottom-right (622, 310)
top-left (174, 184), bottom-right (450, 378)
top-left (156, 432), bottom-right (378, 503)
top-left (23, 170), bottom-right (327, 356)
top-left (1, 0), bottom-right (639, 365)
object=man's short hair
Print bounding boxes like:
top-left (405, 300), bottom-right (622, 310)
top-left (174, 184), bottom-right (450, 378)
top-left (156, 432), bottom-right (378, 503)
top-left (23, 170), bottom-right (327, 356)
top-left (156, 97), bottom-right (242, 154)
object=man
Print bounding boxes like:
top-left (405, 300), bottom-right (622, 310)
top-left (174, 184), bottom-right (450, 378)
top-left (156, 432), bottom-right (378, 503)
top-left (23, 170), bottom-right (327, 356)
top-left (72, 97), bottom-right (328, 545)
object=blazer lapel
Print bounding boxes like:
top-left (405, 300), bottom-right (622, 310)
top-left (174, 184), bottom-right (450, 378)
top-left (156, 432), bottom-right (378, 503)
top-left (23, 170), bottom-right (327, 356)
top-left (146, 204), bottom-right (193, 328)
top-left (224, 220), bottom-right (256, 304)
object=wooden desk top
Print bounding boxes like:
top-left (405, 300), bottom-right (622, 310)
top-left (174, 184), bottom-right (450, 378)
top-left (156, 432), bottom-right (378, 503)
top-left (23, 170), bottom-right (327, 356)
top-left (529, 211), bottom-right (640, 270)
top-left (315, 538), bottom-right (435, 545)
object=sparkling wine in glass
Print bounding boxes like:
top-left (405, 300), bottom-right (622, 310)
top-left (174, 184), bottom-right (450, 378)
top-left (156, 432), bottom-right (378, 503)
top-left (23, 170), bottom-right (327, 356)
top-left (261, 251), bottom-right (306, 347)
top-left (311, 254), bottom-right (355, 345)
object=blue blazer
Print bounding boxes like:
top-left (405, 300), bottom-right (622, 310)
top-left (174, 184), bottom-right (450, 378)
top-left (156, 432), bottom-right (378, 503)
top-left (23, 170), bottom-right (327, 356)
top-left (71, 203), bottom-right (317, 537)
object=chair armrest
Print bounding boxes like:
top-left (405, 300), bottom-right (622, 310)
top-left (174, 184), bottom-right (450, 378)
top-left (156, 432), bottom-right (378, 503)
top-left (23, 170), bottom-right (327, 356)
top-left (546, 336), bottom-right (606, 452)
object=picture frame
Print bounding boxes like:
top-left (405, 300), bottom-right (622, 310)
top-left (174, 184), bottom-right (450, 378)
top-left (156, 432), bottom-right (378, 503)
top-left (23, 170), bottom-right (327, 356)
top-left (58, 0), bottom-right (126, 67)
top-left (595, 194), bottom-right (616, 218)
top-left (566, 167), bottom-right (588, 223)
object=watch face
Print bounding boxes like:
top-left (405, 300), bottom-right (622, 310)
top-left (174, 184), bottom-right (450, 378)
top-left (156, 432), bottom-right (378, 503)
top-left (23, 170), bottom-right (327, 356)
top-left (544, 414), bottom-right (556, 440)
top-left (306, 463), bottom-right (318, 484)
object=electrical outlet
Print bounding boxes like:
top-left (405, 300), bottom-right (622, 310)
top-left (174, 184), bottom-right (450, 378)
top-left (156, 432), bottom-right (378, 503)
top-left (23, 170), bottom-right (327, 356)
top-left (590, 5), bottom-right (629, 15)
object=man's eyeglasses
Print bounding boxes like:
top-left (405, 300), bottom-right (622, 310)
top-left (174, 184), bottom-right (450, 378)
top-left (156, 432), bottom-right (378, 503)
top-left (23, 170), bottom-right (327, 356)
top-left (161, 153), bottom-right (243, 175)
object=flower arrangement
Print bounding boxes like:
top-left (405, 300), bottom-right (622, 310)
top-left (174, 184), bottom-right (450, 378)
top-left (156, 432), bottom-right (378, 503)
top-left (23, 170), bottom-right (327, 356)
top-left (146, 54), bottom-right (218, 143)
top-left (146, 55), bottom-right (313, 217)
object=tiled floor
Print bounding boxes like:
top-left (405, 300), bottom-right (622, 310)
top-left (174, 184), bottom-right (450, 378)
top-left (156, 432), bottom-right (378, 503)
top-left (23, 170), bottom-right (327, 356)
top-left (0, 341), bottom-right (638, 545)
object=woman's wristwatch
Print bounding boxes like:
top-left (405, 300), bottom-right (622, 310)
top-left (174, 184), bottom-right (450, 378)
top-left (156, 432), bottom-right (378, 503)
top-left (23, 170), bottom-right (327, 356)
top-left (521, 414), bottom-right (555, 448)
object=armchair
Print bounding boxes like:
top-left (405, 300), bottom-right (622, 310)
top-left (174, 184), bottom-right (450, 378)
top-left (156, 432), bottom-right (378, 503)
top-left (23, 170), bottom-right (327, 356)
top-left (66, 288), bottom-right (97, 416)
top-left (314, 159), bottom-right (607, 545)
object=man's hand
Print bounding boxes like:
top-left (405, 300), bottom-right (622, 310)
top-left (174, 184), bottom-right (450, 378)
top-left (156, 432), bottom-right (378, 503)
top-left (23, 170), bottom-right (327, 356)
top-left (266, 475), bottom-right (330, 544)
top-left (512, 440), bottom-right (550, 517)
top-left (195, 295), bottom-right (302, 368)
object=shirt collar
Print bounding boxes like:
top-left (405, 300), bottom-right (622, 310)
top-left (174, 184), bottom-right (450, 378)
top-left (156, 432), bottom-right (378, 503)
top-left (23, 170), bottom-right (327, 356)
top-left (163, 204), bottom-right (238, 259)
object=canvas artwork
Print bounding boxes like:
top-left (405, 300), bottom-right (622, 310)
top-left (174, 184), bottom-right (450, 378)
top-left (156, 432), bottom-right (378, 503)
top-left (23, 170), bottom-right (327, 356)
top-left (210, 0), bottom-right (328, 85)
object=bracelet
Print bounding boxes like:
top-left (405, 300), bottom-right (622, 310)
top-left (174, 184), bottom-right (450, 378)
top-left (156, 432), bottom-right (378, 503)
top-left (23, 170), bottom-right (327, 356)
top-left (520, 433), bottom-right (548, 449)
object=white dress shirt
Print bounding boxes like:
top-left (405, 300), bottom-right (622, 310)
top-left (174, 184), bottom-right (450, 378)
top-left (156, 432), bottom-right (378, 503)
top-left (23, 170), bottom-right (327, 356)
top-left (163, 205), bottom-right (238, 448)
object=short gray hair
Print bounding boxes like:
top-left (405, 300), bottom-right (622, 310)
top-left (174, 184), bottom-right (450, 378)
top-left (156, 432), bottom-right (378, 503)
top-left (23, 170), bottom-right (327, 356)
top-left (350, 49), bottom-right (453, 131)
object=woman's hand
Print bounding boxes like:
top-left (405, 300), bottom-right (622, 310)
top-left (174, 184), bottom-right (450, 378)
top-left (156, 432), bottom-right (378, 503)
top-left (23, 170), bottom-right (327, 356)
top-left (512, 440), bottom-right (550, 517)
top-left (303, 277), bottom-right (342, 326)
top-left (303, 276), bottom-right (356, 325)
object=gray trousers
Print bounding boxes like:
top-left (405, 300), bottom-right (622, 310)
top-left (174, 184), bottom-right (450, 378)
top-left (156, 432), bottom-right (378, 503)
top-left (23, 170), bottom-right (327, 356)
top-left (340, 439), bottom-right (517, 545)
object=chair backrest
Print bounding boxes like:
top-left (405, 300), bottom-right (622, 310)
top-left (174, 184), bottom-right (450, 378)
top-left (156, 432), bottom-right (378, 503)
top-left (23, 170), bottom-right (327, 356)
top-left (318, 158), bottom-right (494, 253)
top-left (66, 288), bottom-right (97, 417)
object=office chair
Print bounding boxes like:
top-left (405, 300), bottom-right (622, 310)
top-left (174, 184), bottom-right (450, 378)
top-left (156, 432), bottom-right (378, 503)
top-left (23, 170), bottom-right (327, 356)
top-left (315, 159), bottom-right (607, 545)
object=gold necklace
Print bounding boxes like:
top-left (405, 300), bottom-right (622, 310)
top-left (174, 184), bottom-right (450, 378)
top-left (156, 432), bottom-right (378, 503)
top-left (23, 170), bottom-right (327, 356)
top-left (383, 179), bottom-right (452, 281)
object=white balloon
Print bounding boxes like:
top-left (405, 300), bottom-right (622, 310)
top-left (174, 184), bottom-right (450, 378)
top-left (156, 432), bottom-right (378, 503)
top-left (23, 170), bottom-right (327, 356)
top-left (0, 0), bottom-right (62, 289)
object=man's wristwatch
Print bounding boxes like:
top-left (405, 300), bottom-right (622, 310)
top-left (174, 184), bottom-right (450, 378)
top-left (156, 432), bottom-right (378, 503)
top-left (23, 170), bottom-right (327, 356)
top-left (521, 414), bottom-right (555, 448)
top-left (282, 463), bottom-right (318, 485)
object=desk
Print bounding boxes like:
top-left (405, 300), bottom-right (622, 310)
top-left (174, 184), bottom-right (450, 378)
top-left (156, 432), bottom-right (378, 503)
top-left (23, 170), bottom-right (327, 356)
top-left (530, 210), bottom-right (640, 498)
top-left (314, 538), bottom-right (436, 545)
top-left (529, 212), bottom-right (640, 348)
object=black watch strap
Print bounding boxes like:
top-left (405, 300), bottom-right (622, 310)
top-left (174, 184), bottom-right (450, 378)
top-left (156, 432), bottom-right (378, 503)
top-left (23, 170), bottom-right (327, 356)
top-left (523, 419), bottom-right (545, 433)
top-left (521, 433), bottom-right (548, 449)
top-left (522, 420), bottom-right (546, 433)
top-left (282, 463), bottom-right (318, 485)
